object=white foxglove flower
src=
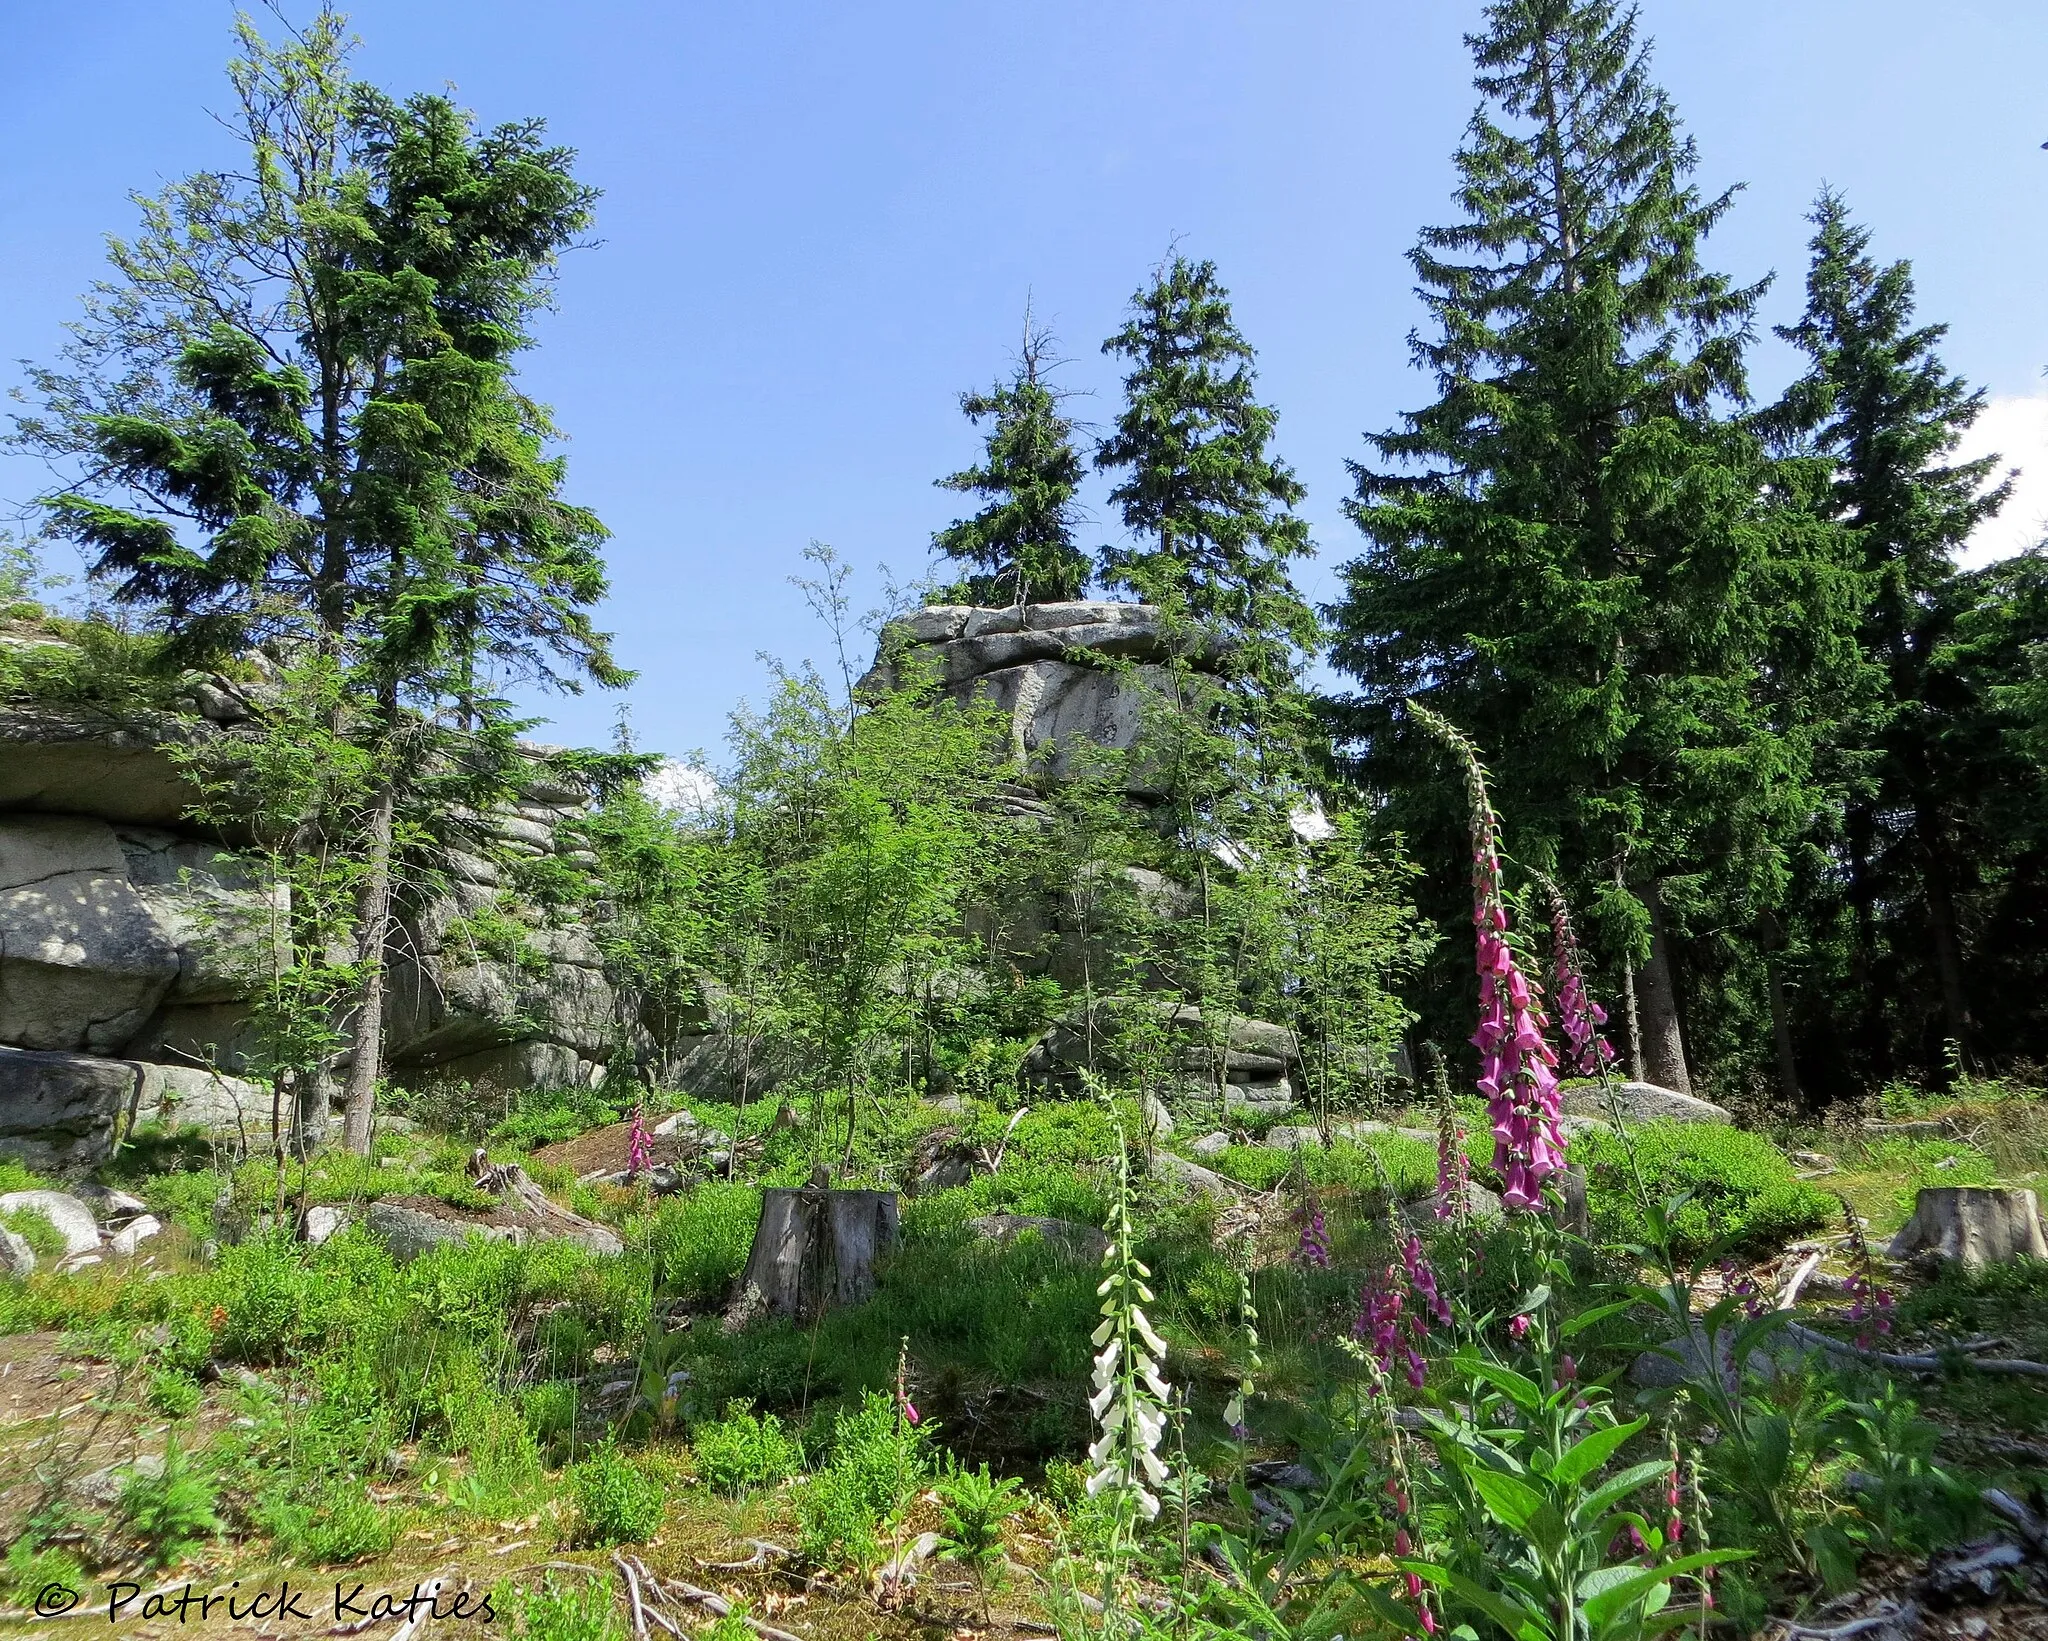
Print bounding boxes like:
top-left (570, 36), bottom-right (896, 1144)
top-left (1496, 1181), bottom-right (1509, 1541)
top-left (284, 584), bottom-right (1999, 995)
top-left (1083, 1124), bottom-right (1172, 1544)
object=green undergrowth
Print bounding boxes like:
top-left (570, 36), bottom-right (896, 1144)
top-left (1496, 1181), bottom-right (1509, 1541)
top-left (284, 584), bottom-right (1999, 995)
top-left (1575, 1120), bottom-right (1836, 1256)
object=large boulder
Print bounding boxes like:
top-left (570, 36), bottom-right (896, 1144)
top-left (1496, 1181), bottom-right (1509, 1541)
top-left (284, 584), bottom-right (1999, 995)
top-left (0, 815), bottom-right (181, 1053)
top-left (0, 1046), bottom-right (138, 1173)
top-left (1561, 1081), bottom-right (1733, 1126)
top-left (116, 828), bottom-right (286, 1004)
top-left (0, 705), bottom-right (212, 827)
top-left (863, 602), bottom-right (1226, 791)
top-left (1021, 999), bottom-right (1301, 1113)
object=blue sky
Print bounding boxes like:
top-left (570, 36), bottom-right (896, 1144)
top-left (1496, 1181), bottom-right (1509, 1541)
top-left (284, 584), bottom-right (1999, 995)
top-left (5, 1), bottom-right (2046, 765)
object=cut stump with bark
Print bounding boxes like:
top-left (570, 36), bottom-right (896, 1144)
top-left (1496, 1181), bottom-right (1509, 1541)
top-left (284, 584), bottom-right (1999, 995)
top-left (728, 1168), bottom-right (901, 1324)
top-left (1887, 1186), bottom-right (2047, 1268)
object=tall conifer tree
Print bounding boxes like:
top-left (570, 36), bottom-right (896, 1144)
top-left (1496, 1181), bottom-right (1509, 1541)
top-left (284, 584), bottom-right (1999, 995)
top-left (1096, 255), bottom-right (1318, 701)
top-left (933, 321), bottom-right (1091, 606)
top-left (1766, 192), bottom-right (2007, 1070)
top-left (1326, 0), bottom-right (1858, 1095)
top-left (19, 12), bottom-right (619, 1149)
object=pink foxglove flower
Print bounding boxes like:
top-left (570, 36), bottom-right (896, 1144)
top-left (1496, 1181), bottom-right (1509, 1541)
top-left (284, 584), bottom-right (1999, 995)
top-left (1550, 894), bottom-right (1616, 1077)
top-left (626, 1103), bottom-right (654, 1179)
top-left (1411, 703), bottom-right (1568, 1211)
top-left (1294, 1201), bottom-right (1331, 1269)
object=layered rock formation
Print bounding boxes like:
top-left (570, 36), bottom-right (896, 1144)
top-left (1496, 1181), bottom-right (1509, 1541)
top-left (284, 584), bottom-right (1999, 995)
top-left (0, 688), bottom-right (622, 1170)
top-left (862, 600), bottom-right (1217, 789)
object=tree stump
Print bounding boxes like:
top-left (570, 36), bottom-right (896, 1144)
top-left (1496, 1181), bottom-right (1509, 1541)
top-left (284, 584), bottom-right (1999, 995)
top-left (728, 1168), bottom-right (901, 1324)
top-left (1887, 1187), bottom-right (2047, 1269)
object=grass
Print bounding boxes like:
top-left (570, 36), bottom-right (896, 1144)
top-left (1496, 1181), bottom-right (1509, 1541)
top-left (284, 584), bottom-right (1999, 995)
top-left (1, 1074), bottom-right (2044, 1634)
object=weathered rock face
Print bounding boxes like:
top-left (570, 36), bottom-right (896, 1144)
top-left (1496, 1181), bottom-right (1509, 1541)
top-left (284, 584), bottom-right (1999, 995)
top-left (1021, 999), bottom-right (1302, 1114)
top-left (863, 601), bottom-right (1218, 790)
top-left (1560, 1081), bottom-right (1733, 1126)
top-left (0, 699), bottom-right (623, 1164)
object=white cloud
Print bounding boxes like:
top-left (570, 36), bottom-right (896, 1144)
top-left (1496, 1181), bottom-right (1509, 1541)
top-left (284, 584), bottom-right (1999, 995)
top-left (1954, 392), bottom-right (2048, 570)
top-left (643, 758), bottom-right (720, 816)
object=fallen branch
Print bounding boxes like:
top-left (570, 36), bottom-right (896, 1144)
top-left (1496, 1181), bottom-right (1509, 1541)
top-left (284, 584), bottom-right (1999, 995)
top-left (623, 1557), bottom-right (805, 1641)
top-left (614, 1556), bottom-right (650, 1641)
top-left (697, 1541), bottom-right (793, 1572)
top-left (384, 1577), bottom-right (444, 1641)
top-left (1780, 1318), bottom-right (2048, 1379)
top-left (1983, 1488), bottom-right (2048, 1557)
top-left (1774, 1600), bottom-right (1919, 1641)
top-left (873, 1531), bottom-right (942, 1601)
top-left (1776, 1251), bottom-right (1822, 1310)
top-left (981, 1107), bottom-right (1029, 1175)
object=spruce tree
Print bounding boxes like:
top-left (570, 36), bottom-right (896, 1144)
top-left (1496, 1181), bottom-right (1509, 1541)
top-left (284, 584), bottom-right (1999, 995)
top-left (1095, 254), bottom-right (1317, 696)
top-left (1325, 0), bottom-right (1860, 1095)
top-left (1766, 191), bottom-right (2007, 1070)
top-left (933, 322), bottom-right (1090, 606)
top-left (19, 12), bottom-right (619, 1150)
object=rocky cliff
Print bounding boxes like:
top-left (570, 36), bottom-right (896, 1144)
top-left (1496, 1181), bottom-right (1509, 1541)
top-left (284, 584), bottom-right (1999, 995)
top-left (861, 599), bottom-right (1219, 790)
top-left (0, 686), bottom-right (620, 1170)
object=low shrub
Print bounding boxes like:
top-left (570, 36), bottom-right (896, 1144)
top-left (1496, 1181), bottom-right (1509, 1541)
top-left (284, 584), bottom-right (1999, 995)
top-left (1, 1205), bottom-right (65, 1257)
top-left (147, 1368), bottom-right (203, 1418)
top-left (690, 1402), bottom-right (800, 1495)
top-left (571, 1440), bottom-right (665, 1546)
top-left (648, 1185), bottom-right (760, 1303)
top-left (259, 1477), bottom-right (398, 1565)
top-left (795, 1389), bottom-right (928, 1571)
top-left (1577, 1120), bottom-right (1834, 1256)
top-left (502, 1574), bottom-right (621, 1641)
top-left (120, 1438), bottom-right (223, 1567)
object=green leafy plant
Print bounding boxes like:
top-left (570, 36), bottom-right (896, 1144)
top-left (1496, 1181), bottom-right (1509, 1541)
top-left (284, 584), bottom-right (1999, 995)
top-left (936, 1460), bottom-right (1025, 1620)
top-left (1399, 1285), bottom-right (1746, 1641)
top-left (120, 1438), bottom-right (225, 1568)
top-left (0, 1205), bottom-right (65, 1258)
top-left (259, 1477), bottom-right (398, 1565)
top-left (504, 1575), bottom-right (621, 1641)
top-left (147, 1369), bottom-right (203, 1419)
top-left (1577, 1122), bottom-right (1833, 1257)
top-left (691, 1403), bottom-right (800, 1496)
top-left (795, 1390), bottom-right (929, 1572)
top-left (571, 1440), bottom-right (666, 1546)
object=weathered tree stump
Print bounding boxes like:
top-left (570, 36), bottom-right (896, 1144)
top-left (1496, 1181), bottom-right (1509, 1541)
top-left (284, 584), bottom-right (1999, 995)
top-left (1887, 1186), bottom-right (2047, 1268)
top-left (728, 1168), bottom-right (901, 1324)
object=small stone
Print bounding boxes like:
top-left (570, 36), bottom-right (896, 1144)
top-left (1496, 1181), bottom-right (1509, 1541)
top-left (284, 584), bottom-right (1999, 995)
top-left (651, 1109), bottom-right (700, 1135)
top-left (968, 1214), bottom-right (1110, 1263)
top-left (108, 1215), bottom-right (162, 1257)
top-left (1143, 1093), bottom-right (1173, 1139)
top-left (0, 1191), bottom-right (103, 1257)
top-left (0, 1228), bottom-right (34, 1278)
top-left (1189, 1131), bottom-right (1231, 1160)
top-left (301, 1205), bottom-right (348, 1245)
top-left (1151, 1152), bottom-right (1237, 1199)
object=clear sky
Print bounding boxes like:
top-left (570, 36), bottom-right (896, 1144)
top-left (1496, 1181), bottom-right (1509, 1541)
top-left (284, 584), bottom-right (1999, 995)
top-left (5, 1), bottom-right (2046, 765)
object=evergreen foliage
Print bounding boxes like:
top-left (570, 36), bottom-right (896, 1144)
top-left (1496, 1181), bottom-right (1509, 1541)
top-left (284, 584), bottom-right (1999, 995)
top-left (933, 321), bottom-right (1091, 606)
top-left (1096, 255), bottom-right (1318, 699)
top-left (15, 9), bottom-right (621, 1149)
top-left (1764, 191), bottom-right (2023, 1082)
top-left (1325, 0), bottom-right (1864, 1095)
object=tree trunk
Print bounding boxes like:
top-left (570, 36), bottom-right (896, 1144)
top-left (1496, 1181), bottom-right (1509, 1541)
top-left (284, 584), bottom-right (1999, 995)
top-left (1634, 878), bottom-right (1692, 1095)
top-left (1845, 804), bottom-right (1888, 1075)
top-left (1887, 1187), bottom-right (2047, 1268)
top-left (728, 1170), bottom-right (901, 1324)
top-left (340, 777), bottom-right (397, 1155)
top-left (1757, 912), bottom-right (1802, 1110)
top-left (1916, 807), bottom-right (1973, 1061)
top-left (1766, 958), bottom-right (1802, 1110)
